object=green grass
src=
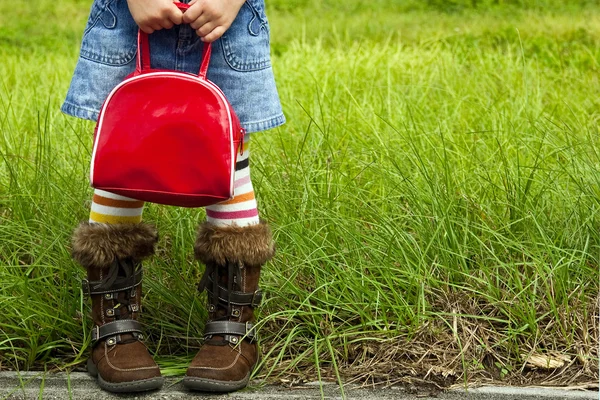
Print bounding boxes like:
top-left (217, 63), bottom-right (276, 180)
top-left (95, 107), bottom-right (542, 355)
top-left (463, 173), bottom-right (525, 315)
top-left (0, 0), bottom-right (598, 391)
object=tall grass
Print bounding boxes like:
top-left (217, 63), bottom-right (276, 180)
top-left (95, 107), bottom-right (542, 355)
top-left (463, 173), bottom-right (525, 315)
top-left (0, 0), bottom-right (598, 389)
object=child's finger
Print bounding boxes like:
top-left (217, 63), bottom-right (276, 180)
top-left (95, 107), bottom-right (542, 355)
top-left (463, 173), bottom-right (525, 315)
top-left (189, 13), bottom-right (211, 30)
top-left (182, 2), bottom-right (202, 24)
top-left (195, 21), bottom-right (217, 38)
top-left (201, 25), bottom-right (226, 43)
top-left (160, 20), bottom-right (175, 29)
top-left (150, 23), bottom-right (164, 32)
top-left (140, 25), bottom-right (155, 34)
top-left (166, 3), bottom-right (184, 25)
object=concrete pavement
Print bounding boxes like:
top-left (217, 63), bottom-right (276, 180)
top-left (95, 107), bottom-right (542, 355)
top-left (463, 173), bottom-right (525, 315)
top-left (0, 372), bottom-right (597, 400)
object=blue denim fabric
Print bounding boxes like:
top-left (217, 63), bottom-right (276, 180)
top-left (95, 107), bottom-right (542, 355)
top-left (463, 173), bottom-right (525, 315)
top-left (61, 0), bottom-right (285, 133)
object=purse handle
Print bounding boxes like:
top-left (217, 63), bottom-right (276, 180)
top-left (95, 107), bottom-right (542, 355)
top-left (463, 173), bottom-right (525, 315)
top-left (135, 2), bottom-right (212, 80)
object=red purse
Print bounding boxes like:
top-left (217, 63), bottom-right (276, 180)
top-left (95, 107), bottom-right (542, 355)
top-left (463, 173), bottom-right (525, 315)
top-left (90, 4), bottom-right (244, 208)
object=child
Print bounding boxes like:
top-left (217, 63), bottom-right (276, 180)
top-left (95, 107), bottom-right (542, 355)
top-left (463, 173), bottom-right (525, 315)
top-left (63, 0), bottom-right (284, 393)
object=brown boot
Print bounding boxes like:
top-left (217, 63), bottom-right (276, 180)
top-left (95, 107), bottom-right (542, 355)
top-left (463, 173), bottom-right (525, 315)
top-left (183, 221), bottom-right (275, 392)
top-left (72, 222), bottom-right (164, 393)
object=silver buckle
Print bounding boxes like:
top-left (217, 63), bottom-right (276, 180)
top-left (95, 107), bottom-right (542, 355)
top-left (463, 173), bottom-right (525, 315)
top-left (81, 279), bottom-right (91, 296)
top-left (250, 290), bottom-right (261, 307)
top-left (92, 325), bottom-right (100, 341)
top-left (245, 322), bottom-right (256, 341)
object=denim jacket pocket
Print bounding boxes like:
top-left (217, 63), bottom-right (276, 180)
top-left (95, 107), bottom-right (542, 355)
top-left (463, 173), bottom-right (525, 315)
top-left (80, 0), bottom-right (138, 66)
top-left (220, 0), bottom-right (271, 72)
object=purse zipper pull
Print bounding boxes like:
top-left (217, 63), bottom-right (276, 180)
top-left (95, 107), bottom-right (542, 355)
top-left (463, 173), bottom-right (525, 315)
top-left (239, 128), bottom-right (245, 156)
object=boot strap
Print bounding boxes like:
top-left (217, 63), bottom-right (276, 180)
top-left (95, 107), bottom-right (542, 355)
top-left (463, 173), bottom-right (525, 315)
top-left (91, 320), bottom-right (143, 342)
top-left (82, 268), bottom-right (143, 296)
top-left (204, 321), bottom-right (256, 344)
top-left (203, 276), bottom-right (263, 307)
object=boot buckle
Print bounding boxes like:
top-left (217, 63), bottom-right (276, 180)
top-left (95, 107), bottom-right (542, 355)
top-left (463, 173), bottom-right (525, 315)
top-left (81, 279), bottom-right (91, 297)
top-left (92, 325), bottom-right (100, 341)
top-left (246, 321), bottom-right (257, 342)
top-left (250, 290), bottom-right (263, 307)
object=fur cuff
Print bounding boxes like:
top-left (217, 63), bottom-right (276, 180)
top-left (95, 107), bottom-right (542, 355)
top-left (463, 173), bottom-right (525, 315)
top-left (194, 221), bottom-right (275, 267)
top-left (71, 222), bottom-right (158, 269)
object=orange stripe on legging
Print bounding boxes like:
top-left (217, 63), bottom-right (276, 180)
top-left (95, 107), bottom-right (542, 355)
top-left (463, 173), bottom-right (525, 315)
top-left (219, 191), bottom-right (255, 205)
top-left (93, 194), bottom-right (145, 209)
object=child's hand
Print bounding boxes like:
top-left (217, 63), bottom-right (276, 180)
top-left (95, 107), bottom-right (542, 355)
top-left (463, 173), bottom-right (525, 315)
top-left (126, 0), bottom-right (184, 34)
top-left (183, 0), bottom-right (246, 42)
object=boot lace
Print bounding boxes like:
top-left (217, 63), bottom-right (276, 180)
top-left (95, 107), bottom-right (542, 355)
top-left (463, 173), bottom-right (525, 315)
top-left (93, 258), bottom-right (138, 344)
top-left (198, 262), bottom-right (242, 345)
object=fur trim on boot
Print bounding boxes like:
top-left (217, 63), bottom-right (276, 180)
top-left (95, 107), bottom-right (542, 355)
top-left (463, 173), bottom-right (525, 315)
top-left (194, 221), bottom-right (275, 266)
top-left (71, 222), bottom-right (158, 269)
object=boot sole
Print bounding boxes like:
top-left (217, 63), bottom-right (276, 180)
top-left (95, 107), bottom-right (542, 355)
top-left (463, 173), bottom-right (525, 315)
top-left (87, 358), bottom-right (164, 393)
top-left (183, 353), bottom-right (263, 393)
top-left (182, 374), bottom-right (250, 392)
